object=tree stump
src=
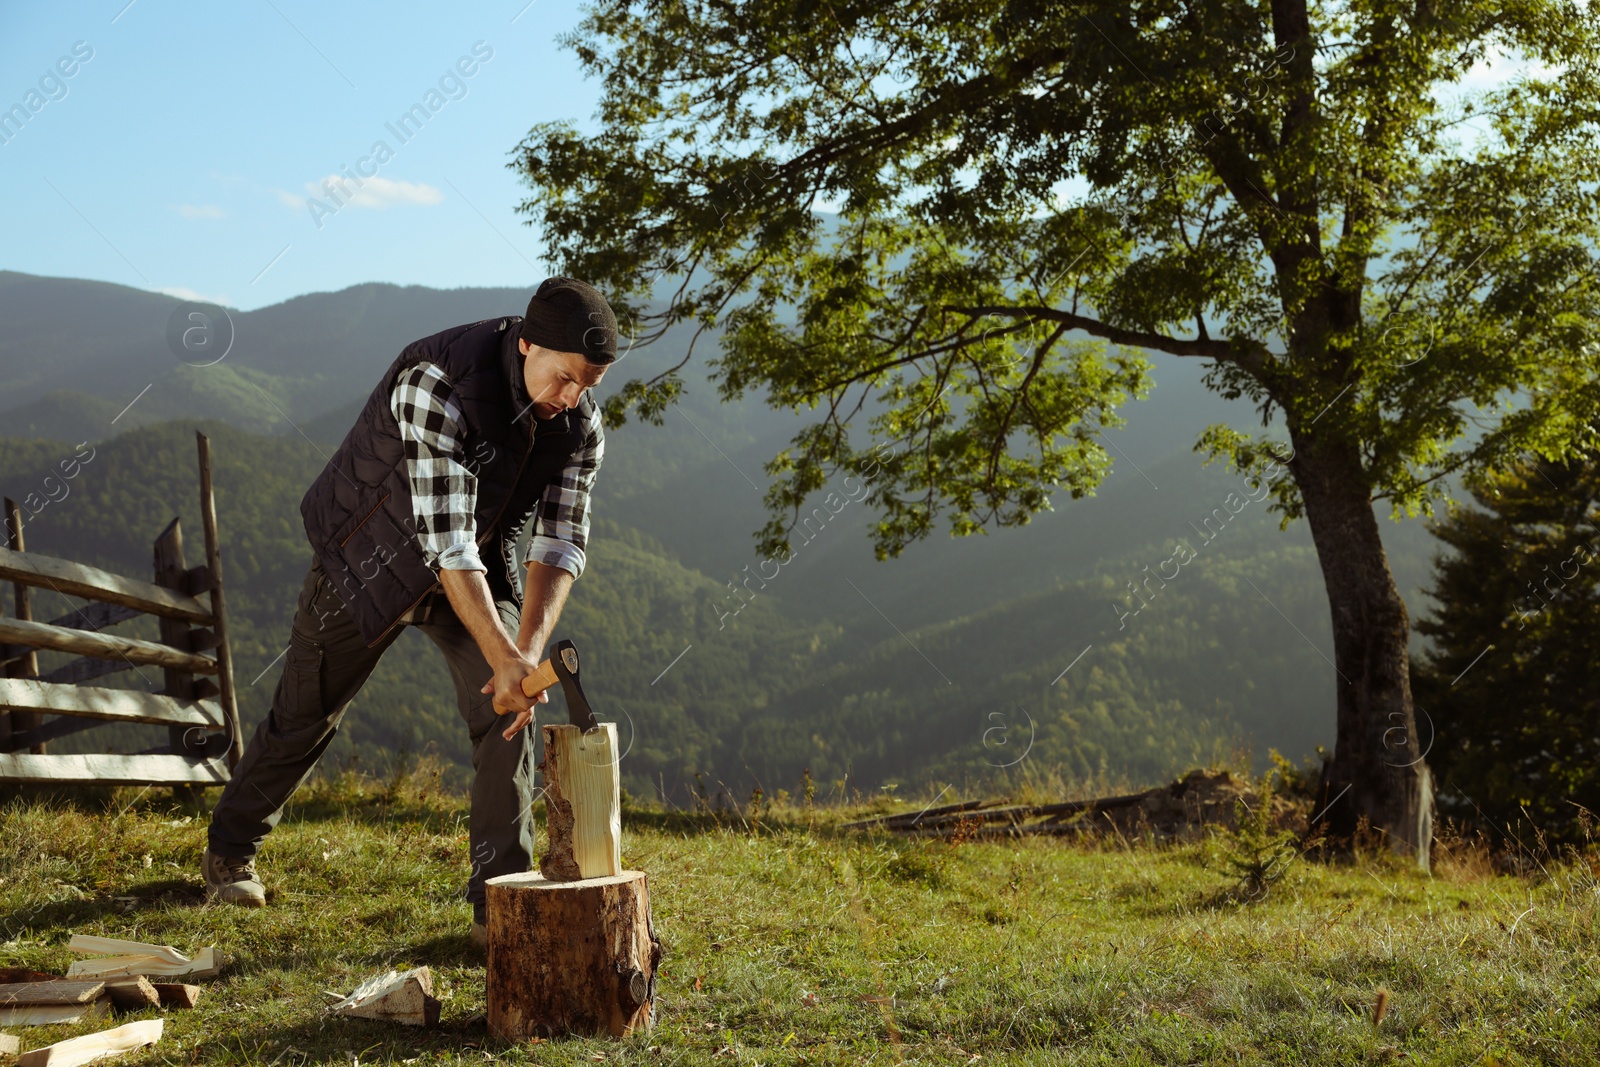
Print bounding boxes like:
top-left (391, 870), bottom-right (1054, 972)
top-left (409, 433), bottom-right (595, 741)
top-left (484, 870), bottom-right (662, 1039)
top-left (483, 722), bottom-right (661, 1040)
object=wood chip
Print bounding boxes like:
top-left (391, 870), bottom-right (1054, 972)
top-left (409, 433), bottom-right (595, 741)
top-left (329, 968), bottom-right (440, 1028)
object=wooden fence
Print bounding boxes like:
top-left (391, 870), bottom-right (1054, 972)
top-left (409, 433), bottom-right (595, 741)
top-left (0, 432), bottom-right (242, 793)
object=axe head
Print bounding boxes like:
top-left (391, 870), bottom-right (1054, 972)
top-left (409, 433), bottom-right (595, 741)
top-left (552, 638), bottom-right (597, 731)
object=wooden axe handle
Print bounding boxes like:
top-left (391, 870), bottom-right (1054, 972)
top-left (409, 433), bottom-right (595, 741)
top-left (515, 657), bottom-right (561, 701)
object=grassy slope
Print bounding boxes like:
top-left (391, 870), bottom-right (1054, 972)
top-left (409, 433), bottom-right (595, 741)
top-left (0, 770), bottom-right (1595, 1066)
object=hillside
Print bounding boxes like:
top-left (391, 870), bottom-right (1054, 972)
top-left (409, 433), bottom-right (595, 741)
top-left (0, 271), bottom-right (1454, 801)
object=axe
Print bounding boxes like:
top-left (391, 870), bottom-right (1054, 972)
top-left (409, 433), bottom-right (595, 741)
top-left (503, 638), bottom-right (597, 730)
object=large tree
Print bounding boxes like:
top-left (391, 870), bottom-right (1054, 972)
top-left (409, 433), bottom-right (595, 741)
top-left (508, 0), bottom-right (1600, 867)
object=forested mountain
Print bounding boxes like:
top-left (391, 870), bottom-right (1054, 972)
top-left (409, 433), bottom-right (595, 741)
top-left (0, 272), bottom-right (1448, 802)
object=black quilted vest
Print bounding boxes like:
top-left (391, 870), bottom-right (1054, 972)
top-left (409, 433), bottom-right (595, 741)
top-left (299, 316), bottom-right (592, 646)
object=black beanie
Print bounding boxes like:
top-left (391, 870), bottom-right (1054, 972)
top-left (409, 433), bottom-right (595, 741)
top-left (519, 277), bottom-right (618, 364)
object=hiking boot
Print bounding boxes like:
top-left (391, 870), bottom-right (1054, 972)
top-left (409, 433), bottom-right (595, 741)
top-left (202, 847), bottom-right (266, 907)
top-left (471, 919), bottom-right (487, 950)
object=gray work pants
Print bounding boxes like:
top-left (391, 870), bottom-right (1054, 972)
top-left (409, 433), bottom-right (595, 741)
top-left (206, 556), bottom-right (536, 924)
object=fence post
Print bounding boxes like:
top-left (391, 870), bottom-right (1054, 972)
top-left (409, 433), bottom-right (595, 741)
top-left (196, 433), bottom-right (242, 769)
top-left (4, 498), bottom-right (43, 755)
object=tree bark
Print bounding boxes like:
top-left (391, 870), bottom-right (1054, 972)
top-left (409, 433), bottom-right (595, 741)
top-left (484, 870), bottom-right (662, 1040)
top-left (1287, 426), bottom-right (1434, 868)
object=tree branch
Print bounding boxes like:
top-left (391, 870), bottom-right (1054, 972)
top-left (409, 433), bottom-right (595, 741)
top-left (941, 303), bottom-right (1270, 372)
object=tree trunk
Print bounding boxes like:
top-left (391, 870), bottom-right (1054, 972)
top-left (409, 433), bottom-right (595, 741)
top-left (1287, 426), bottom-right (1434, 869)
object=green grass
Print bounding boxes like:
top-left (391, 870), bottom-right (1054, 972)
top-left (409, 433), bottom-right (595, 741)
top-left (2, 760), bottom-right (1598, 1065)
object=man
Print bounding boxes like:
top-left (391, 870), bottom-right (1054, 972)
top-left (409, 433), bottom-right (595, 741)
top-left (199, 277), bottom-right (614, 949)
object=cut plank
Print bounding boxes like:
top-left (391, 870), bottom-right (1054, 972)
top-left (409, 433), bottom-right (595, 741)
top-left (16, 1017), bottom-right (162, 1067)
top-left (0, 545), bottom-right (211, 625)
top-left (102, 979), bottom-right (158, 1012)
top-left (150, 984), bottom-right (200, 1010)
top-left (65, 948), bottom-right (217, 981)
top-left (0, 983), bottom-right (105, 1007)
top-left (0, 680), bottom-right (222, 729)
top-left (328, 968), bottom-right (439, 1028)
top-left (0, 619), bottom-right (216, 676)
top-left (0, 754), bottom-right (229, 787)
top-left (0, 998), bottom-right (109, 1028)
top-left (539, 723), bottom-right (621, 881)
top-left (67, 937), bottom-right (190, 966)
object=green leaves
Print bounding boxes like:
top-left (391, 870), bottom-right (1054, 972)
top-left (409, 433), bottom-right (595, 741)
top-left (507, 0), bottom-right (1600, 562)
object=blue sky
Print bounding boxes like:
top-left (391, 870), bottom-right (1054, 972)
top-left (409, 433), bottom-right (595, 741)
top-left (1, 3), bottom-right (1533, 313)
top-left (1, 1), bottom-right (602, 310)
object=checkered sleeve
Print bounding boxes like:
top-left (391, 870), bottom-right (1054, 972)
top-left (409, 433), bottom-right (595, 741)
top-left (390, 362), bottom-right (486, 573)
top-left (523, 400), bottom-right (604, 579)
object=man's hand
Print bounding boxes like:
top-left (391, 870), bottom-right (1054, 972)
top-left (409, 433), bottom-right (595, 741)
top-left (481, 652), bottom-right (550, 740)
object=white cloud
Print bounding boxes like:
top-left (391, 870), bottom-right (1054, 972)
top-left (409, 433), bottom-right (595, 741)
top-left (174, 204), bottom-right (226, 219)
top-left (274, 189), bottom-right (306, 210)
top-left (159, 286), bottom-right (233, 306)
top-left (301, 175), bottom-right (444, 209)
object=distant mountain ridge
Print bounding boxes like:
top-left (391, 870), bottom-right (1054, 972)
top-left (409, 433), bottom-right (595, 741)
top-left (0, 270), bottom-right (1452, 797)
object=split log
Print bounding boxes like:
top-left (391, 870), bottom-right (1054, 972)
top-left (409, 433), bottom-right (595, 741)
top-left (0, 998), bottom-right (109, 1028)
top-left (538, 724), bottom-right (621, 880)
top-left (327, 968), bottom-right (439, 1028)
top-left (16, 1018), bottom-right (162, 1067)
top-left (67, 936), bottom-right (188, 965)
top-left (0, 983), bottom-right (105, 1008)
top-left (102, 979), bottom-right (158, 1012)
top-left (65, 947), bottom-right (217, 981)
top-left (484, 870), bottom-right (662, 1040)
top-left (151, 984), bottom-right (200, 1010)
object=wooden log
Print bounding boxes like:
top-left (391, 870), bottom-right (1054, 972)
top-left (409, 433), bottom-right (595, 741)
top-left (0, 982), bottom-right (105, 1007)
top-left (16, 1017), bottom-right (161, 1067)
top-left (328, 967), bottom-right (439, 1028)
top-left (3, 499), bottom-right (41, 756)
top-left (538, 723), bottom-right (621, 881)
top-left (102, 978), bottom-right (159, 1012)
top-left (0, 680), bottom-right (223, 730)
top-left (0, 998), bottom-right (109, 1028)
top-left (150, 984), bottom-right (200, 1010)
top-left (0, 618), bottom-right (217, 676)
top-left (485, 870), bottom-right (662, 1040)
top-left (0, 547), bottom-right (211, 625)
top-left (195, 435), bottom-right (242, 770)
top-left (0, 754), bottom-right (228, 788)
top-left (153, 520), bottom-right (204, 788)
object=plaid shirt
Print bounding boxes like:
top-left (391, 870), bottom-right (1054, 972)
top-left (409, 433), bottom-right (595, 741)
top-left (389, 361), bottom-right (603, 621)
